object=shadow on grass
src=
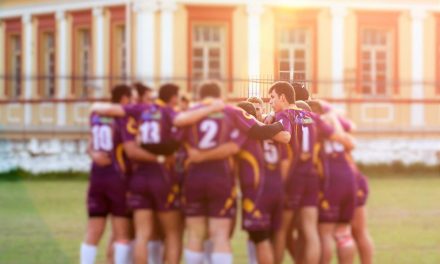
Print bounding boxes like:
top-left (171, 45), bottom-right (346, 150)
top-left (0, 169), bottom-right (88, 181)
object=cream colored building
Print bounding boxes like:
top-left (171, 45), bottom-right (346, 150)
top-left (1, 0), bottom-right (440, 142)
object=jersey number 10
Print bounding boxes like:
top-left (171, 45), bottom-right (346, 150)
top-left (91, 125), bottom-right (113, 151)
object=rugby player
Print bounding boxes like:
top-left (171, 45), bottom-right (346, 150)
top-left (306, 99), bottom-right (358, 264)
top-left (267, 81), bottom-right (354, 264)
top-left (173, 81), bottom-right (290, 264)
top-left (90, 84), bottom-right (184, 264)
top-left (81, 85), bottom-right (134, 264)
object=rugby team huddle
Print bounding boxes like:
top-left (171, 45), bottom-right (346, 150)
top-left (81, 80), bottom-right (374, 264)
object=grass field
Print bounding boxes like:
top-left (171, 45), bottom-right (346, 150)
top-left (1, 174), bottom-right (440, 264)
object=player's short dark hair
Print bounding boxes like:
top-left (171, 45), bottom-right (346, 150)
top-left (237, 101), bottom-right (257, 118)
top-left (247, 96), bottom-right (264, 105)
top-left (268, 81), bottom-right (296, 104)
top-left (198, 81), bottom-right (222, 99)
top-left (158, 83), bottom-right (179, 103)
top-left (133, 82), bottom-right (152, 97)
top-left (296, 100), bottom-right (312, 112)
top-left (111, 84), bottom-right (132, 103)
top-left (181, 94), bottom-right (190, 103)
top-left (291, 82), bottom-right (310, 101)
top-left (306, 100), bottom-right (324, 115)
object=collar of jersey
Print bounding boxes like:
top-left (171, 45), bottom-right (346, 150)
top-left (155, 99), bottom-right (167, 107)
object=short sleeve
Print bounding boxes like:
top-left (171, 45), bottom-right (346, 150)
top-left (228, 127), bottom-right (247, 148)
top-left (338, 116), bottom-right (352, 132)
top-left (313, 114), bottom-right (335, 139)
top-left (275, 111), bottom-right (293, 135)
top-left (123, 104), bottom-right (142, 119)
top-left (225, 106), bottom-right (258, 133)
top-left (120, 116), bottom-right (138, 142)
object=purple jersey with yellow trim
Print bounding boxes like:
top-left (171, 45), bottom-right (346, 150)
top-left (237, 136), bottom-right (286, 231)
top-left (182, 104), bottom-right (248, 176)
top-left (89, 112), bottom-right (125, 178)
top-left (123, 101), bottom-right (177, 171)
top-left (87, 112), bottom-right (130, 217)
top-left (121, 102), bottom-right (180, 211)
top-left (179, 104), bottom-right (248, 218)
top-left (295, 112), bottom-right (334, 174)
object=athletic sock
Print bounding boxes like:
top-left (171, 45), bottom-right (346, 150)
top-left (203, 240), bottom-right (213, 264)
top-left (148, 240), bottom-right (163, 264)
top-left (80, 243), bottom-right (97, 264)
top-left (114, 242), bottom-right (131, 264)
top-left (127, 241), bottom-right (134, 264)
top-left (247, 240), bottom-right (258, 264)
top-left (211, 252), bottom-right (233, 264)
top-left (185, 249), bottom-right (204, 264)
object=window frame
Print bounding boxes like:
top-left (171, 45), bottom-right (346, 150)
top-left (186, 5), bottom-right (234, 93)
top-left (4, 18), bottom-right (22, 99)
top-left (274, 9), bottom-right (318, 93)
top-left (71, 10), bottom-right (92, 98)
top-left (356, 11), bottom-right (399, 96)
top-left (37, 14), bottom-right (56, 99)
top-left (109, 6), bottom-right (126, 88)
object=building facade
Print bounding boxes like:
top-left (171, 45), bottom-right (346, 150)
top-left (0, 0), bottom-right (440, 170)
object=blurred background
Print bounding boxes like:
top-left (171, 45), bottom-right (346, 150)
top-left (0, 0), bottom-right (439, 263)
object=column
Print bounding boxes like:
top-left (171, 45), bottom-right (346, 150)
top-left (160, 0), bottom-right (177, 81)
top-left (410, 9), bottom-right (426, 127)
top-left (247, 3), bottom-right (263, 97)
top-left (134, 0), bottom-right (158, 86)
top-left (330, 7), bottom-right (347, 112)
top-left (56, 10), bottom-right (67, 126)
top-left (22, 13), bottom-right (32, 125)
top-left (93, 7), bottom-right (104, 97)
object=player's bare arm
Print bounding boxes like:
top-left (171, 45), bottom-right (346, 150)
top-left (186, 142), bottom-right (240, 164)
top-left (173, 99), bottom-right (225, 127)
top-left (331, 132), bottom-right (356, 151)
top-left (90, 102), bottom-right (126, 117)
top-left (123, 141), bottom-right (163, 163)
top-left (87, 136), bottom-right (111, 166)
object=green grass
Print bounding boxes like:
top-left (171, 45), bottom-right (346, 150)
top-left (1, 175), bottom-right (440, 263)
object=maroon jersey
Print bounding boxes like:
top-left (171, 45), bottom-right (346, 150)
top-left (89, 112), bottom-right (125, 178)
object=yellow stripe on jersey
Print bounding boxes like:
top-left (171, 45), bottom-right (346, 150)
top-left (243, 198), bottom-right (255, 213)
top-left (126, 117), bottom-right (138, 135)
top-left (155, 99), bottom-right (167, 107)
top-left (219, 187), bottom-right (237, 216)
top-left (116, 144), bottom-right (126, 174)
top-left (237, 150), bottom-right (261, 190)
top-left (286, 144), bottom-right (294, 161)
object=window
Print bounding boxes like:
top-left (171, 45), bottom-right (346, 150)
top-left (37, 14), bottom-right (56, 98)
top-left (72, 10), bottom-right (92, 97)
top-left (73, 28), bottom-right (92, 97)
top-left (109, 6), bottom-right (127, 86)
top-left (274, 10), bottom-right (317, 92)
top-left (42, 32), bottom-right (56, 98)
top-left (8, 35), bottom-right (22, 98)
top-left (357, 11), bottom-right (399, 95)
top-left (116, 25), bottom-right (127, 81)
top-left (191, 24), bottom-right (226, 91)
top-left (78, 29), bottom-right (91, 97)
top-left (187, 6), bottom-right (233, 94)
top-left (436, 15), bottom-right (440, 94)
top-left (4, 18), bottom-right (22, 98)
top-left (360, 29), bottom-right (391, 95)
top-left (278, 27), bottom-right (311, 82)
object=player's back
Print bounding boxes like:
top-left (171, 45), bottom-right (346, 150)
top-left (184, 104), bottom-right (243, 176)
top-left (89, 112), bottom-right (124, 179)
